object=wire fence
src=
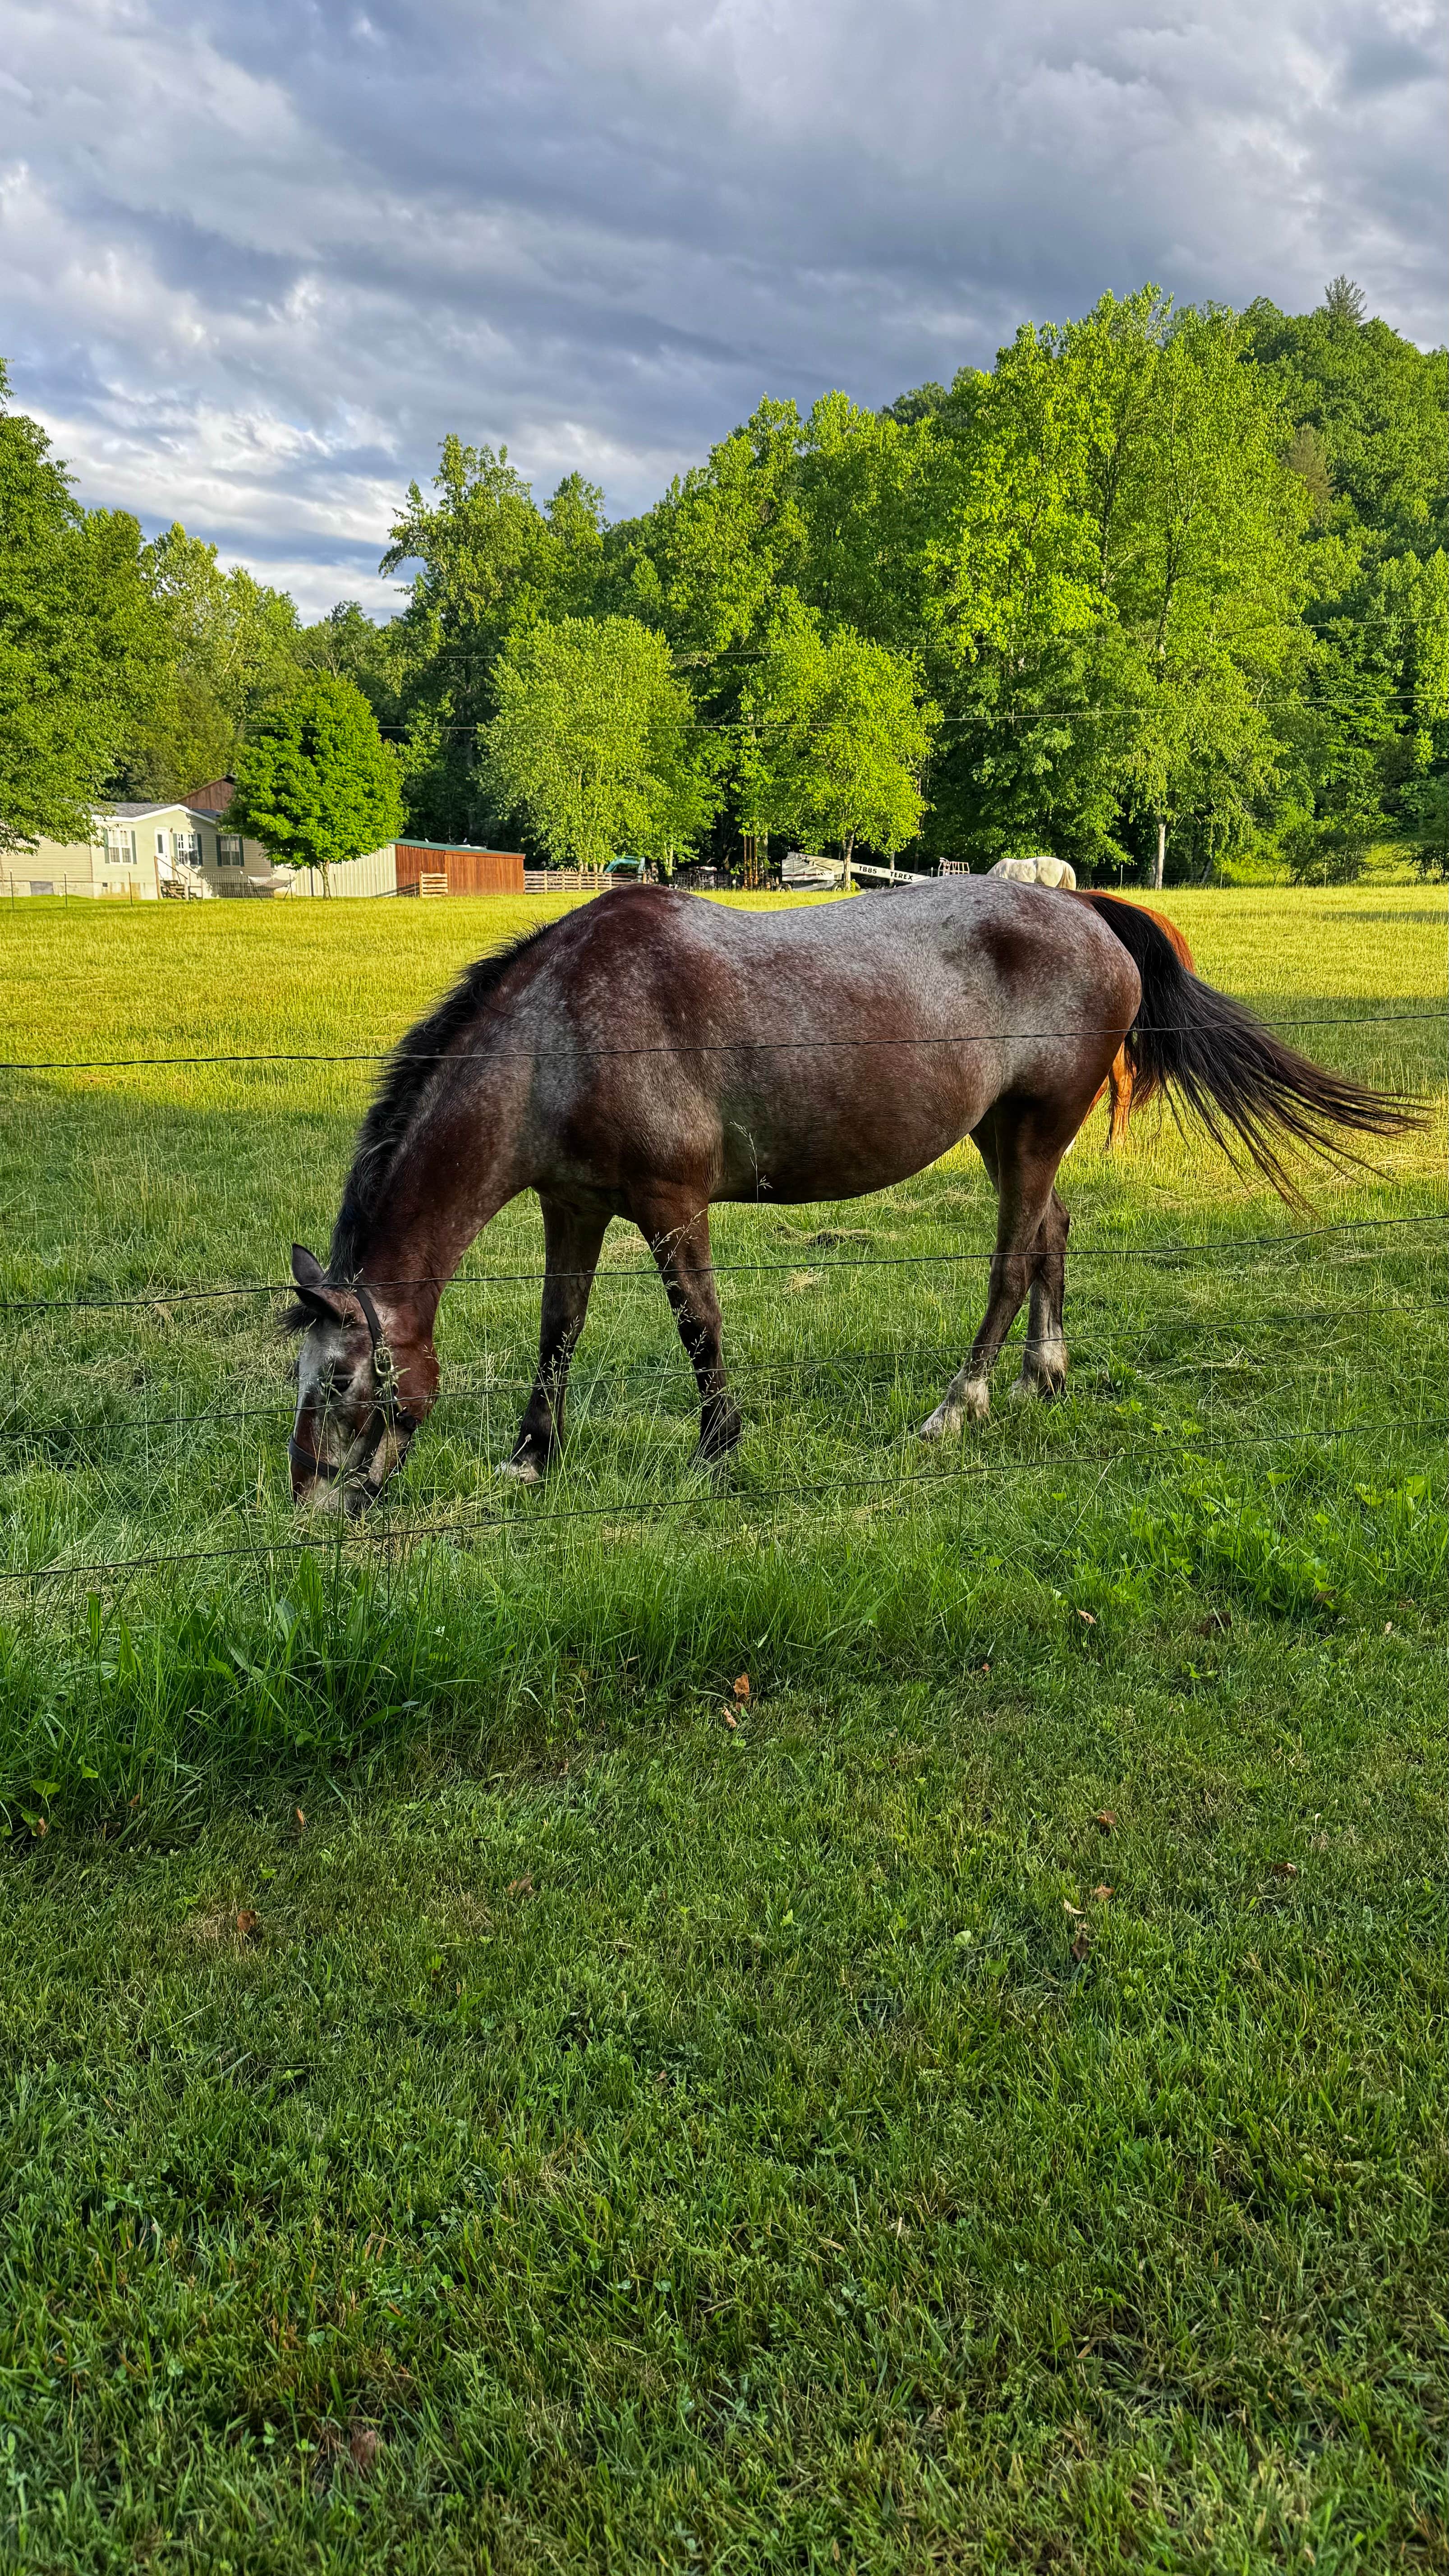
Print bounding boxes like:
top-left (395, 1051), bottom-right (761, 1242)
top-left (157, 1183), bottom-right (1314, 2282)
top-left (8, 1419), bottom-right (1447, 1595)
top-left (3, 1211), bottom-right (1443, 1593)
top-left (8, 1298), bottom-right (1445, 1446)
top-left (4, 1214), bottom-right (1443, 1317)
top-left (3, 1007), bottom-right (1444, 1078)
top-left (2, 993), bottom-right (1444, 1597)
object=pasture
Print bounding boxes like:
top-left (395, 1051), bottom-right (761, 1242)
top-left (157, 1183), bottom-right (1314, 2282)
top-left (0, 884), bottom-right (1444, 2573)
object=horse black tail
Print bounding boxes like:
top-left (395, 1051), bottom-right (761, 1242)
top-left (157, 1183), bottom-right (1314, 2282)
top-left (1076, 892), bottom-right (1421, 1204)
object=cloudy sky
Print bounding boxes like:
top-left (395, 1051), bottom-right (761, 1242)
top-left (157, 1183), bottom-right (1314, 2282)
top-left (1, 0), bottom-right (1442, 619)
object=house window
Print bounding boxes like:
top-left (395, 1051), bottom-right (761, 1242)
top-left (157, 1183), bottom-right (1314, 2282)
top-left (172, 830), bottom-right (202, 866)
top-left (155, 830), bottom-right (166, 858)
top-left (217, 833), bottom-right (244, 867)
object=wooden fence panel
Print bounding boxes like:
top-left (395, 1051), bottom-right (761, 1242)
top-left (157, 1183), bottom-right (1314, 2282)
top-left (395, 844), bottom-right (525, 895)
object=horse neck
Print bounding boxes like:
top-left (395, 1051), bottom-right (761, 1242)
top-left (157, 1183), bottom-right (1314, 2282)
top-left (341, 1099), bottom-right (511, 1335)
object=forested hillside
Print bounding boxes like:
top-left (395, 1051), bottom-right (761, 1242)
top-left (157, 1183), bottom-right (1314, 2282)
top-left (3, 281), bottom-right (1443, 883)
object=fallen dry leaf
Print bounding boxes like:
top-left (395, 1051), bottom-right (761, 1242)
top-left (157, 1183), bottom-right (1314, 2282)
top-left (507, 1874), bottom-right (534, 1897)
top-left (1091, 1884), bottom-right (1113, 1901)
top-left (1271, 1860), bottom-right (1299, 1879)
top-left (1070, 1927), bottom-right (1091, 1963)
top-left (294, 1807), bottom-right (307, 1831)
top-left (723, 1710), bottom-right (737, 1730)
top-left (348, 2425), bottom-right (380, 2475)
top-left (1076, 1609), bottom-right (1097, 1625)
top-left (1095, 1809), bottom-right (1116, 1834)
top-left (732, 1673), bottom-right (750, 1702)
top-left (1063, 1900), bottom-right (1084, 1918)
top-left (235, 1908), bottom-right (260, 1942)
top-left (980, 1661), bottom-right (991, 1675)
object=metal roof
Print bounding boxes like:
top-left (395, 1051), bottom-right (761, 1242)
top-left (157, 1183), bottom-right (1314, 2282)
top-left (102, 803), bottom-right (242, 826)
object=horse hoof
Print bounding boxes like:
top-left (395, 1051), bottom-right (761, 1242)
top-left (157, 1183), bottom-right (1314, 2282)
top-left (498, 1457), bottom-right (543, 1486)
top-left (919, 1401), bottom-right (964, 1440)
top-left (920, 1378), bottom-right (989, 1439)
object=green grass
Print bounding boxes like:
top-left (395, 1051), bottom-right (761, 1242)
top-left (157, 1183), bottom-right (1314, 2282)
top-left (0, 885), bottom-right (1444, 2571)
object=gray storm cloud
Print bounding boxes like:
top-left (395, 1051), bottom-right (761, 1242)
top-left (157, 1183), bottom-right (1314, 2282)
top-left (0, 0), bottom-right (1442, 616)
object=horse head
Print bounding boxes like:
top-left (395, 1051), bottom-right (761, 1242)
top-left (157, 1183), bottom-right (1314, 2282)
top-left (284, 1244), bottom-right (437, 1515)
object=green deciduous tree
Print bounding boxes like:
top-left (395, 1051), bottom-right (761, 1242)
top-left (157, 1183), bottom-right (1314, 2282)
top-left (297, 599), bottom-right (402, 727)
top-left (480, 616), bottom-right (718, 873)
top-left (225, 677), bottom-right (403, 892)
top-left (612, 400), bottom-right (808, 656)
top-left (920, 291), bottom-right (1310, 881)
top-left (381, 440), bottom-right (607, 841)
top-left (0, 363), bottom-right (166, 851)
top-left (121, 524), bottom-right (303, 800)
top-left (749, 622), bottom-right (936, 883)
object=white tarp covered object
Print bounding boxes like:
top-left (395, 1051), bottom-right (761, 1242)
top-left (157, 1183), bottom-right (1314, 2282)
top-left (988, 854), bottom-right (1077, 888)
top-left (782, 851), bottom-right (845, 890)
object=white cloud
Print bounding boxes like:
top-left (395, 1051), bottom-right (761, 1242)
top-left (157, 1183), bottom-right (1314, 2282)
top-left (0, 0), bottom-right (1442, 618)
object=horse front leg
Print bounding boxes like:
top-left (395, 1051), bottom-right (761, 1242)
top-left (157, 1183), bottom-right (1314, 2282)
top-left (502, 1195), bottom-right (608, 1482)
top-left (632, 1189), bottom-right (742, 1465)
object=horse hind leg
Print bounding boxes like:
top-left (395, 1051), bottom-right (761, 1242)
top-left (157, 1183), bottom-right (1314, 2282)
top-left (920, 1115), bottom-right (1068, 1440)
top-left (1009, 1187), bottom-right (1069, 1404)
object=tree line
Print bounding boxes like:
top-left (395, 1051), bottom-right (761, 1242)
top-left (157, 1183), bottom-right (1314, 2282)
top-left (2, 277), bottom-right (1444, 886)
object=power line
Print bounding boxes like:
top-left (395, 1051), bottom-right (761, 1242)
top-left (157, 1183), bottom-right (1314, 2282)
top-left (366, 688), bottom-right (1447, 740)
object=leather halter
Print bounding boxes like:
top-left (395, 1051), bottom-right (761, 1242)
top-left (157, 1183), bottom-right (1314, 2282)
top-left (290, 1281), bottom-right (423, 1487)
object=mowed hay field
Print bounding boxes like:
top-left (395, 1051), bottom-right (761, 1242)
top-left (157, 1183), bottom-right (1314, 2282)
top-left (0, 883), bottom-right (1444, 2574)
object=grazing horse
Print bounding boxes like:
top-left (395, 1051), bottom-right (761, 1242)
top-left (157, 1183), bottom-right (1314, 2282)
top-left (285, 882), bottom-right (1410, 1513)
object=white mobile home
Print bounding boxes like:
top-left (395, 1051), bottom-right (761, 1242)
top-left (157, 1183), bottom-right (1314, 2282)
top-left (8, 802), bottom-right (278, 900)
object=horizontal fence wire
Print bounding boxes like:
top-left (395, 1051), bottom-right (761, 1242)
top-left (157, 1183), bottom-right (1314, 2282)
top-left (3, 1416), bottom-right (1443, 1592)
top-left (2, 1006), bottom-right (1445, 1076)
top-left (5, 1299), bottom-right (1448, 1448)
top-left (5, 1288), bottom-right (1433, 1432)
top-left (5, 1214), bottom-right (1445, 1316)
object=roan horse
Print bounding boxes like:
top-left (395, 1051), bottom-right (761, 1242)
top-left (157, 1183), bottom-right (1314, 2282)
top-left (286, 882), bottom-right (1411, 1513)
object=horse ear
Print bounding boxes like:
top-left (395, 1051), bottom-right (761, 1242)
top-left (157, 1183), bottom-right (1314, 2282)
top-left (290, 1244), bottom-right (345, 1322)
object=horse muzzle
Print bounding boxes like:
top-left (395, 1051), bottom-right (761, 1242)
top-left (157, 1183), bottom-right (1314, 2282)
top-left (289, 1419), bottom-right (412, 1514)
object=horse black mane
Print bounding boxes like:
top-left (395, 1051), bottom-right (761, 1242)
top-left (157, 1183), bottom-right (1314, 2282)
top-left (327, 920), bottom-right (560, 1281)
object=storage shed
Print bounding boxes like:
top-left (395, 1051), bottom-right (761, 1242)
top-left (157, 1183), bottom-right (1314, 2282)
top-left (395, 842), bottom-right (525, 896)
